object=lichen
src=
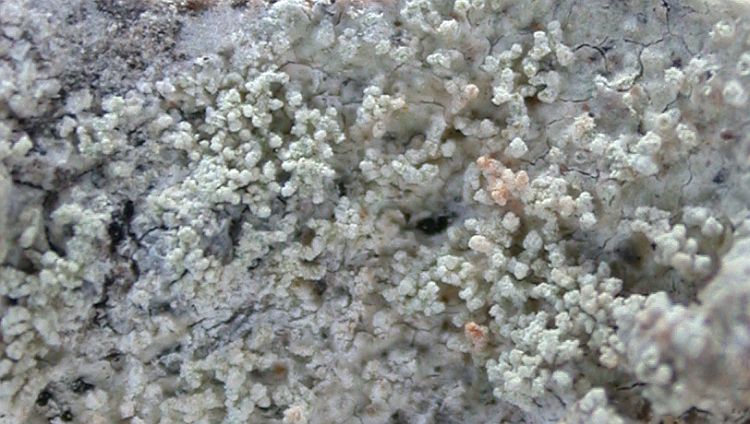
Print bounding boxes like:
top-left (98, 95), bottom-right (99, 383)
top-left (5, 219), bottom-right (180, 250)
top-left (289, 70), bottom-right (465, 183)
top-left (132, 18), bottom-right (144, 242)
top-left (1, 0), bottom-right (750, 423)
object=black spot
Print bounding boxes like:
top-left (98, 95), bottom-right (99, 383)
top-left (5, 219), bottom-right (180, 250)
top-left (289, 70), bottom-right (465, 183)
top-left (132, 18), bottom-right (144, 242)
top-left (109, 200), bottom-right (135, 252)
top-left (91, 309), bottom-right (109, 327)
top-left (391, 410), bottom-right (408, 424)
top-left (36, 389), bottom-right (52, 407)
top-left (247, 258), bottom-right (262, 270)
top-left (107, 221), bottom-right (124, 252)
top-left (61, 410), bottom-right (74, 422)
top-left (416, 215), bottom-right (451, 235)
top-left (713, 168), bottom-right (729, 184)
top-left (130, 259), bottom-right (140, 279)
top-left (70, 378), bottom-right (94, 394)
top-left (313, 280), bottom-right (327, 296)
top-left (122, 200), bottom-right (135, 223)
top-left (228, 216), bottom-right (243, 247)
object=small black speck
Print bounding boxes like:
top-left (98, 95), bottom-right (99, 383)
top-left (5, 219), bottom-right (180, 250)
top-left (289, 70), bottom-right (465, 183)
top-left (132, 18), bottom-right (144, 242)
top-left (416, 215), bottom-right (451, 235)
top-left (36, 389), bottom-right (52, 407)
top-left (61, 410), bottom-right (73, 422)
top-left (70, 378), bottom-right (94, 394)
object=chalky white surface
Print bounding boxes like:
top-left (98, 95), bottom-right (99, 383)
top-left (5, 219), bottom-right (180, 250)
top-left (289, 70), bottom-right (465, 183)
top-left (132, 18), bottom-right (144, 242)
top-left (1, 0), bottom-right (750, 423)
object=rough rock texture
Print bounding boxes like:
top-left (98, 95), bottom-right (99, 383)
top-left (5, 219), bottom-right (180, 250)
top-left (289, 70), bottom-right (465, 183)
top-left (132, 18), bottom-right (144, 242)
top-left (1, 0), bottom-right (750, 423)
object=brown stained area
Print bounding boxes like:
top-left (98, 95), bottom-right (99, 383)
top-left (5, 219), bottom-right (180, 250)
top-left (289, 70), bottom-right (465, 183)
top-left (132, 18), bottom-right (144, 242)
top-left (184, 0), bottom-right (216, 11)
top-left (464, 321), bottom-right (488, 350)
top-left (272, 361), bottom-right (289, 377)
top-left (476, 155), bottom-right (529, 215)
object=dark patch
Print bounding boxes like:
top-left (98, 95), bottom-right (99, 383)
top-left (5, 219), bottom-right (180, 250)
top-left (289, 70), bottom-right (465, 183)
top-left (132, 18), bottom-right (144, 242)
top-left (130, 259), bottom-right (140, 280)
top-left (617, 242), bottom-right (642, 265)
top-left (122, 200), bottom-right (135, 222)
top-left (70, 378), bottom-right (94, 394)
top-left (43, 191), bottom-right (65, 257)
top-left (271, 362), bottom-right (288, 379)
top-left (299, 226), bottom-right (316, 246)
top-left (104, 350), bottom-right (125, 371)
top-left (313, 279), bottom-right (327, 296)
top-left (228, 216), bottom-right (243, 246)
top-left (148, 300), bottom-right (172, 316)
top-left (719, 130), bottom-right (736, 141)
top-left (91, 308), bottom-right (109, 327)
top-left (108, 200), bottom-right (135, 252)
top-left (156, 343), bottom-right (183, 374)
top-left (391, 410), bottom-right (408, 424)
top-left (184, 0), bottom-right (214, 12)
top-left (247, 258), bottom-right (262, 270)
top-left (107, 221), bottom-right (125, 252)
top-left (60, 410), bottom-right (74, 422)
top-left (36, 389), bottom-right (53, 407)
top-left (416, 215), bottom-right (451, 235)
top-left (712, 168), bottom-right (729, 184)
